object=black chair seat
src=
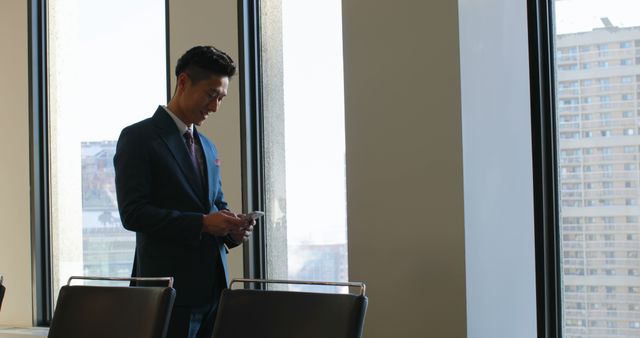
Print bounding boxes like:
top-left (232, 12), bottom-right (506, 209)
top-left (48, 277), bottom-right (175, 338)
top-left (212, 282), bottom-right (368, 338)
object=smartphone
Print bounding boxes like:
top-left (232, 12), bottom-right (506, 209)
top-left (243, 211), bottom-right (265, 220)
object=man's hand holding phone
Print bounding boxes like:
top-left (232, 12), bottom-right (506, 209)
top-left (241, 211), bottom-right (265, 221)
top-left (224, 210), bottom-right (264, 242)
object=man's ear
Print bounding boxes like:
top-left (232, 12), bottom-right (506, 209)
top-left (176, 73), bottom-right (190, 93)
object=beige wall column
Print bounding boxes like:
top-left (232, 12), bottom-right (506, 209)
top-left (0, 0), bottom-right (33, 327)
top-left (168, 0), bottom-right (245, 278)
top-left (342, 1), bottom-right (467, 337)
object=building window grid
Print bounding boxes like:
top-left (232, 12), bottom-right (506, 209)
top-left (558, 35), bottom-right (640, 337)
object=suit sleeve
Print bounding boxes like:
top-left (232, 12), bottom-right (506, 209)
top-left (114, 126), bottom-right (203, 245)
top-left (212, 167), bottom-right (240, 249)
top-left (213, 177), bottom-right (229, 212)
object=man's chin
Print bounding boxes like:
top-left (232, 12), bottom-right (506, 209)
top-left (195, 113), bottom-right (210, 126)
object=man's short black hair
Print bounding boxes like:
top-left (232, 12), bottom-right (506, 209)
top-left (175, 46), bottom-right (236, 83)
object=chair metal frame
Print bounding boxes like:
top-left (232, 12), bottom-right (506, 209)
top-left (66, 275), bottom-right (174, 287)
top-left (229, 278), bottom-right (366, 296)
top-left (49, 275), bottom-right (176, 338)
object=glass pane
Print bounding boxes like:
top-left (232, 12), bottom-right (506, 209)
top-left (260, 0), bottom-right (348, 292)
top-left (48, 0), bottom-right (166, 297)
top-left (554, 1), bottom-right (640, 336)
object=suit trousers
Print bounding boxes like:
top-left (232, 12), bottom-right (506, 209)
top-left (165, 270), bottom-right (224, 338)
top-left (166, 302), bottom-right (219, 338)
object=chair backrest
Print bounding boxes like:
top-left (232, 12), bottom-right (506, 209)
top-left (48, 277), bottom-right (175, 338)
top-left (211, 280), bottom-right (368, 338)
top-left (0, 276), bottom-right (5, 312)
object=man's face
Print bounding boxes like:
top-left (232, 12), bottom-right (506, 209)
top-left (179, 74), bottom-right (229, 126)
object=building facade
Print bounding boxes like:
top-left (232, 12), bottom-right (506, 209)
top-left (557, 26), bottom-right (640, 337)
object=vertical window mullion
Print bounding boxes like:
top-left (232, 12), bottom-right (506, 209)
top-left (29, 0), bottom-right (53, 326)
top-left (528, 0), bottom-right (562, 337)
top-left (239, 0), bottom-right (267, 282)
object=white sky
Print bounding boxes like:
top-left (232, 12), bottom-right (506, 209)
top-left (281, 0), bottom-right (347, 245)
top-left (555, 0), bottom-right (640, 34)
top-left (51, 0), bottom-right (167, 143)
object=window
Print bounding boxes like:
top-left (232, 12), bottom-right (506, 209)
top-left (559, 64), bottom-right (578, 71)
top-left (44, 0), bottom-right (167, 308)
top-left (559, 81), bottom-right (579, 89)
top-left (598, 44), bottom-right (609, 56)
top-left (544, 1), bottom-right (640, 337)
top-left (621, 59), bottom-right (633, 66)
top-left (249, 0), bottom-right (348, 292)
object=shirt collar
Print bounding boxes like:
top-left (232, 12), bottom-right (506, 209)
top-left (162, 105), bottom-right (193, 134)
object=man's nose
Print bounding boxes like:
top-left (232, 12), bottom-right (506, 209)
top-left (208, 99), bottom-right (220, 112)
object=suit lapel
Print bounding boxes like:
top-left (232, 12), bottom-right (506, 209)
top-left (194, 129), bottom-right (212, 208)
top-left (151, 107), bottom-right (205, 207)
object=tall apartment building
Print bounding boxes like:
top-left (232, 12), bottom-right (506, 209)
top-left (557, 25), bottom-right (640, 337)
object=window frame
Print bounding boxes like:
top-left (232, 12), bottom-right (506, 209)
top-left (527, 0), bottom-right (563, 337)
top-left (237, 0), bottom-right (349, 288)
top-left (28, 0), bottom-right (51, 326)
top-left (237, 0), bottom-right (267, 283)
top-left (28, 0), bottom-right (171, 325)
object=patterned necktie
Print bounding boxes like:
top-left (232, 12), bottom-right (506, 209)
top-left (183, 130), bottom-right (204, 183)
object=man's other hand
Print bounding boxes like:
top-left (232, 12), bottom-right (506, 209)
top-left (219, 210), bottom-right (255, 243)
top-left (202, 211), bottom-right (250, 237)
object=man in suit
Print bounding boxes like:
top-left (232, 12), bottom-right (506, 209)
top-left (114, 46), bottom-right (253, 338)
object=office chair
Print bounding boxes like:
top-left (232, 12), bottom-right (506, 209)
top-left (211, 279), bottom-right (368, 338)
top-left (48, 276), bottom-right (176, 338)
top-left (0, 276), bottom-right (5, 312)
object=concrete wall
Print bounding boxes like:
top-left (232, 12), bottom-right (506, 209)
top-left (0, 0), bottom-right (34, 327)
top-left (342, 1), bottom-right (467, 337)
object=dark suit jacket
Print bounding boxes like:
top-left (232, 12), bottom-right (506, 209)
top-left (114, 106), bottom-right (238, 307)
